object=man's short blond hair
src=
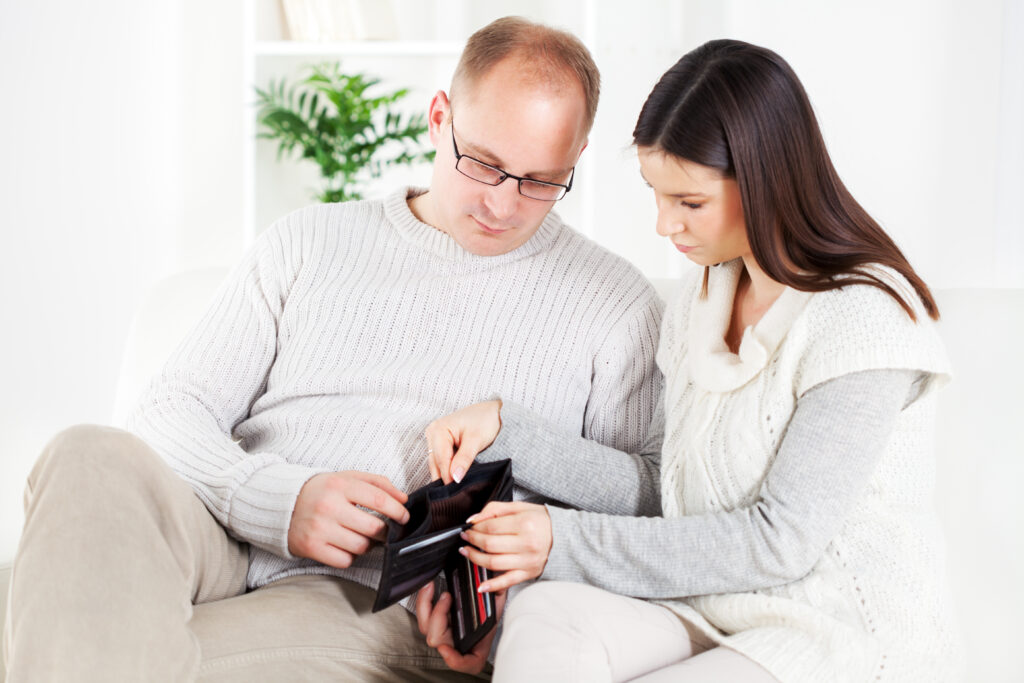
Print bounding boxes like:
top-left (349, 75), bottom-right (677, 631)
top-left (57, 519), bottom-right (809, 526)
top-left (450, 16), bottom-right (600, 135)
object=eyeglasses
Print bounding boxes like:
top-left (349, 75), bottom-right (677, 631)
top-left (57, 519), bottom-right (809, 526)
top-left (450, 121), bottom-right (574, 201)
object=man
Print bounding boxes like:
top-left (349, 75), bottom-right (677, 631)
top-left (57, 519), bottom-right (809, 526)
top-left (4, 17), bottom-right (662, 682)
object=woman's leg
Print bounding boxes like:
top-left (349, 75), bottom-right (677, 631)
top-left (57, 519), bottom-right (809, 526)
top-left (628, 645), bottom-right (778, 682)
top-left (493, 582), bottom-right (712, 683)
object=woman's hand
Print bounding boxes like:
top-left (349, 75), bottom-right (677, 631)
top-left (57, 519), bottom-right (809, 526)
top-left (415, 581), bottom-right (506, 674)
top-left (425, 399), bottom-right (503, 483)
top-left (461, 501), bottom-right (553, 592)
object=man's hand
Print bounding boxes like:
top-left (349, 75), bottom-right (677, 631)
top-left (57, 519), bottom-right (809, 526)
top-left (461, 501), bottom-right (553, 592)
top-left (288, 471), bottom-right (409, 568)
top-left (425, 399), bottom-right (503, 484)
top-left (415, 581), bottom-right (505, 674)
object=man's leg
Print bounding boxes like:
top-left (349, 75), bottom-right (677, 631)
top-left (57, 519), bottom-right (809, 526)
top-left (4, 425), bottom-right (248, 683)
top-left (192, 574), bottom-right (489, 682)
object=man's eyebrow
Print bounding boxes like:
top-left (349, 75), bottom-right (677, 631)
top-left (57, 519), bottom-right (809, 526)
top-left (462, 137), bottom-right (574, 180)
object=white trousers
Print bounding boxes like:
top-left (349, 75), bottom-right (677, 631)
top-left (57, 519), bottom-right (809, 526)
top-left (493, 582), bottom-right (779, 683)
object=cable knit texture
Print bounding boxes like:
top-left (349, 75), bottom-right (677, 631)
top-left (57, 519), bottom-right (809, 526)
top-left (656, 259), bottom-right (961, 683)
top-left (127, 186), bottom-right (662, 594)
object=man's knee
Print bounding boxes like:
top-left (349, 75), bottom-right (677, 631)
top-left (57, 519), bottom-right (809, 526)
top-left (29, 424), bottom-right (168, 505)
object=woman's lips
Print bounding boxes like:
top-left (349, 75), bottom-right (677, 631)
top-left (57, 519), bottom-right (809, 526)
top-left (674, 243), bottom-right (694, 253)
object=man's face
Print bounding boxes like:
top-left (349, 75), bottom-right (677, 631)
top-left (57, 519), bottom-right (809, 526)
top-left (417, 58), bottom-right (589, 256)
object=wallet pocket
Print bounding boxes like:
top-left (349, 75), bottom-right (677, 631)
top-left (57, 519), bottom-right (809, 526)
top-left (372, 459), bottom-right (513, 617)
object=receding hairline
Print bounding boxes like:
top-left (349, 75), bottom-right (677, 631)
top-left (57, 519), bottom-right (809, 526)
top-left (449, 17), bottom-right (600, 133)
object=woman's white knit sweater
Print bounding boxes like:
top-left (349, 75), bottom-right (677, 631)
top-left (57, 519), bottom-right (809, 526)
top-left (656, 260), bottom-right (960, 682)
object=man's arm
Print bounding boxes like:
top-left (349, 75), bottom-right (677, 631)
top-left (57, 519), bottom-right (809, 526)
top-left (128, 218), bottom-right (408, 564)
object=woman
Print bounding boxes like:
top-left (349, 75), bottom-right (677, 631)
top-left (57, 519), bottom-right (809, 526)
top-left (417, 39), bottom-right (962, 682)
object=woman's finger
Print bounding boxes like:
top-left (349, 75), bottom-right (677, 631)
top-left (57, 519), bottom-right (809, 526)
top-left (478, 570), bottom-right (531, 593)
top-left (461, 526), bottom-right (527, 554)
top-left (425, 421), bottom-right (456, 483)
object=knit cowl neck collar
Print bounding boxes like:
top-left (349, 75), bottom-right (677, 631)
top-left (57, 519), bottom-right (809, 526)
top-left (688, 259), bottom-right (813, 393)
top-left (384, 187), bottom-right (563, 269)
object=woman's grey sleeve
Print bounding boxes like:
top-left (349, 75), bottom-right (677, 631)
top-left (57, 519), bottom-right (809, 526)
top-left (475, 398), bottom-right (664, 517)
top-left (539, 368), bottom-right (921, 599)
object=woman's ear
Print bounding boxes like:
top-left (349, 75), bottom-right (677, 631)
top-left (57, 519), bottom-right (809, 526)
top-left (426, 90), bottom-right (451, 146)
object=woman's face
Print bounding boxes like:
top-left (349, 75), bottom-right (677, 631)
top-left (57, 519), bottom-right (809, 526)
top-left (637, 147), bottom-right (750, 267)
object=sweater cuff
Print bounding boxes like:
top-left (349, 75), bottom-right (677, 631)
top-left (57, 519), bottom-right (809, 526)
top-left (539, 505), bottom-right (587, 584)
top-left (477, 399), bottom-right (545, 465)
top-left (229, 460), bottom-right (328, 559)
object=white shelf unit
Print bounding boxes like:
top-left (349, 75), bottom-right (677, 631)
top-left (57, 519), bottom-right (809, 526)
top-left (241, 0), bottom-right (597, 248)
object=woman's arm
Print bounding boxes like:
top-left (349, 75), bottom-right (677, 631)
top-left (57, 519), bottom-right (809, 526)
top-left (425, 398), bottom-right (663, 517)
top-left (466, 368), bottom-right (920, 598)
top-left (478, 399), bottom-right (664, 516)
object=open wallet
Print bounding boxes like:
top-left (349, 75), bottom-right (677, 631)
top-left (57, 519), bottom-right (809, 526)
top-left (372, 458), bottom-right (514, 654)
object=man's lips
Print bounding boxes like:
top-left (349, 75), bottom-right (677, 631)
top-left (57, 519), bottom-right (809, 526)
top-left (473, 216), bottom-right (511, 235)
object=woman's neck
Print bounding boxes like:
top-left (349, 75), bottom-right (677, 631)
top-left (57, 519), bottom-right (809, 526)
top-left (725, 256), bottom-right (786, 353)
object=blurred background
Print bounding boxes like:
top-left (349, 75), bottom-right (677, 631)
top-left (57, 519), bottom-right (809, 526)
top-left (1, 0), bottom-right (1021, 679)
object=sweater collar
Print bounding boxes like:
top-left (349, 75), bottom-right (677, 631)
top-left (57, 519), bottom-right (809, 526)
top-left (384, 187), bottom-right (564, 265)
top-left (689, 259), bottom-right (813, 392)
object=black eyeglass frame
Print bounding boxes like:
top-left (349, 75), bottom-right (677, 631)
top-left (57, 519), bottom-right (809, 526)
top-left (449, 121), bottom-right (575, 202)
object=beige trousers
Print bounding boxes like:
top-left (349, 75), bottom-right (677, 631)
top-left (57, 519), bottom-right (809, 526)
top-left (493, 582), bottom-right (779, 683)
top-left (3, 425), bottom-right (487, 682)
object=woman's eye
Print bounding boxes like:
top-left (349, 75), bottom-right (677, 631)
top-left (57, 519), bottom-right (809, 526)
top-left (683, 202), bottom-right (702, 210)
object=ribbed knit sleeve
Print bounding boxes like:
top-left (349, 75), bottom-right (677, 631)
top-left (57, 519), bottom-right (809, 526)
top-left (127, 218), bottom-right (320, 558)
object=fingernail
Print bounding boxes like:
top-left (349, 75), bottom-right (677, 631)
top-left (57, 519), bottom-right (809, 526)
top-left (477, 583), bottom-right (488, 593)
top-left (458, 546), bottom-right (468, 556)
top-left (466, 514), bottom-right (478, 525)
top-left (452, 467), bottom-right (465, 483)
top-left (402, 511), bottom-right (410, 524)
top-left (459, 531), bottom-right (468, 541)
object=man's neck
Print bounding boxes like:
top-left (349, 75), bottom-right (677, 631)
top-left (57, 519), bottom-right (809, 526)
top-left (407, 191), bottom-right (446, 235)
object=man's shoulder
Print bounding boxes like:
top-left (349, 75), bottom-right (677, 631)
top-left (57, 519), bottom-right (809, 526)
top-left (259, 198), bottom-right (390, 250)
top-left (549, 223), bottom-right (657, 294)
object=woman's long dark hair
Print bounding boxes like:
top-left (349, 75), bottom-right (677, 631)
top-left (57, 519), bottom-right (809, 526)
top-left (633, 39), bottom-right (938, 321)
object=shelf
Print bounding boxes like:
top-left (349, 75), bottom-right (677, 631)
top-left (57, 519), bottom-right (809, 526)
top-left (253, 40), bottom-right (465, 58)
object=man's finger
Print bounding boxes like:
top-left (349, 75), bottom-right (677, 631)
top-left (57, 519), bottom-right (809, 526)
top-left (348, 471), bottom-right (408, 503)
top-left (325, 525), bottom-right (376, 557)
top-left (345, 479), bottom-right (410, 524)
top-left (425, 591), bottom-right (453, 648)
top-left (415, 582), bottom-right (435, 635)
top-left (310, 541), bottom-right (355, 570)
top-left (335, 504), bottom-right (388, 541)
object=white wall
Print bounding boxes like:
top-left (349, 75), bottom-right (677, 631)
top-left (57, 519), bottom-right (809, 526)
top-left (0, 0), bottom-right (244, 560)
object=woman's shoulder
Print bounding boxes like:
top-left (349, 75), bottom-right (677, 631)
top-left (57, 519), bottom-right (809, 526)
top-left (792, 265), bottom-right (950, 397)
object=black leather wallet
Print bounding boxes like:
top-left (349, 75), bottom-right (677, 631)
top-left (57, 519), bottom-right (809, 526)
top-left (372, 458), bottom-right (513, 654)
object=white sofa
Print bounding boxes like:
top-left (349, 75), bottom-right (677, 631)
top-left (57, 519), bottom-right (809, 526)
top-left (3, 269), bottom-right (1022, 681)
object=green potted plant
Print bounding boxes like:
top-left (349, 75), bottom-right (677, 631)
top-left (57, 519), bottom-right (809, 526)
top-left (255, 62), bottom-right (433, 203)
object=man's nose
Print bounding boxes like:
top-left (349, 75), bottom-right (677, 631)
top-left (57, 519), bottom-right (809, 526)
top-left (485, 178), bottom-right (521, 221)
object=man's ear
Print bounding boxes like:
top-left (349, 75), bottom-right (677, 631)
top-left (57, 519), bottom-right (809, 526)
top-left (426, 90), bottom-right (451, 146)
top-left (576, 139), bottom-right (589, 162)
